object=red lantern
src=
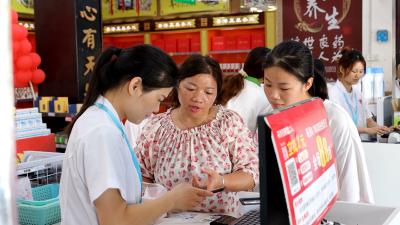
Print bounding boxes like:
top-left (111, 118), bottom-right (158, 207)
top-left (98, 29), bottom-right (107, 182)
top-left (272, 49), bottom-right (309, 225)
top-left (16, 55), bottom-right (34, 71)
top-left (32, 69), bottom-right (46, 84)
top-left (20, 39), bottom-right (32, 55)
top-left (12, 24), bottom-right (28, 41)
top-left (29, 53), bottom-right (41, 67)
top-left (16, 70), bottom-right (32, 84)
top-left (11, 11), bottom-right (18, 24)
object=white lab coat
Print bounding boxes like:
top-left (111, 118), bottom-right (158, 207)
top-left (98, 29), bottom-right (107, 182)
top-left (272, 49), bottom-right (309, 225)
top-left (394, 78), bottom-right (400, 98)
top-left (226, 80), bottom-right (271, 133)
top-left (323, 100), bottom-right (374, 203)
top-left (328, 80), bottom-right (373, 140)
top-left (60, 96), bottom-right (142, 225)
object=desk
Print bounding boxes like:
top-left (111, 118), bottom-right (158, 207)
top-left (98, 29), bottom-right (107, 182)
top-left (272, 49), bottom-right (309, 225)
top-left (363, 143), bottom-right (400, 207)
top-left (156, 201), bottom-right (400, 225)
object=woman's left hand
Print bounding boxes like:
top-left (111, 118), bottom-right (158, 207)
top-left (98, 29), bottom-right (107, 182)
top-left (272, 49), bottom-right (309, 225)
top-left (192, 168), bottom-right (224, 192)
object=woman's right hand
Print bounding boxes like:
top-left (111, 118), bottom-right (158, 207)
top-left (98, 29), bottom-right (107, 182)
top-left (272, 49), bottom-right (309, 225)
top-left (166, 183), bottom-right (213, 211)
top-left (366, 126), bottom-right (392, 135)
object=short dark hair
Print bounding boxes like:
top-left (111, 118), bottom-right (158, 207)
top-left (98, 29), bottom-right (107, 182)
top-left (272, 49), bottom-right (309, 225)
top-left (337, 47), bottom-right (366, 78)
top-left (171, 54), bottom-right (223, 107)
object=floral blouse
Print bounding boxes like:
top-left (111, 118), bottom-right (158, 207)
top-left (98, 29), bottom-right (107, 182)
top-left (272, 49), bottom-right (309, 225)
top-left (136, 106), bottom-right (259, 215)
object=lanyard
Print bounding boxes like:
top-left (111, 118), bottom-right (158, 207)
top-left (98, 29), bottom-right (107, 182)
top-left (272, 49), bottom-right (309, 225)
top-left (244, 76), bottom-right (261, 86)
top-left (95, 102), bottom-right (142, 202)
top-left (341, 91), bottom-right (358, 125)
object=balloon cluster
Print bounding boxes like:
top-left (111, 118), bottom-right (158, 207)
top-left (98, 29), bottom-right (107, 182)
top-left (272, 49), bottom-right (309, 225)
top-left (11, 10), bottom-right (46, 88)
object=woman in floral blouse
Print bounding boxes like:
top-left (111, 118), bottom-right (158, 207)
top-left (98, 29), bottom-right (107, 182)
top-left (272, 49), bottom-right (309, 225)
top-left (136, 54), bottom-right (259, 215)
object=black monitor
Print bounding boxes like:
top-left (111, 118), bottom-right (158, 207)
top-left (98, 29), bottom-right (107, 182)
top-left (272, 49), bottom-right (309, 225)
top-left (257, 115), bottom-right (290, 225)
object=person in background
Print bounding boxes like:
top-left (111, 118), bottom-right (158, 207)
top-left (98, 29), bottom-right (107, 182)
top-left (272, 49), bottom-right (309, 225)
top-left (394, 64), bottom-right (400, 98)
top-left (60, 45), bottom-right (212, 225)
top-left (329, 48), bottom-right (392, 140)
top-left (136, 54), bottom-right (258, 216)
top-left (220, 47), bottom-right (272, 134)
top-left (263, 40), bottom-right (374, 203)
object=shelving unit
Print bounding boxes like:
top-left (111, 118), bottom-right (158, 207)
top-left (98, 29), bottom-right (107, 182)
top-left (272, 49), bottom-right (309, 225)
top-left (41, 112), bottom-right (75, 122)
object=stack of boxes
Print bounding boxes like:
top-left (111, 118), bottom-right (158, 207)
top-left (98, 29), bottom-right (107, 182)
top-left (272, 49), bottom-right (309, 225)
top-left (34, 96), bottom-right (82, 114)
top-left (15, 108), bottom-right (50, 140)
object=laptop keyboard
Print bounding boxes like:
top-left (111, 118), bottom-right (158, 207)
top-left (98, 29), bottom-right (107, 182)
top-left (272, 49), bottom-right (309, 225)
top-left (230, 209), bottom-right (345, 225)
top-left (232, 209), bottom-right (260, 225)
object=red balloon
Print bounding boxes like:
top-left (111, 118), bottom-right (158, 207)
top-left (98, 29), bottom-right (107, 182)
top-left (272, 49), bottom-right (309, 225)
top-left (14, 79), bottom-right (27, 88)
top-left (20, 39), bottom-right (32, 55)
top-left (16, 55), bottom-right (33, 71)
top-left (12, 41), bottom-right (21, 59)
top-left (16, 70), bottom-right (32, 84)
top-left (32, 69), bottom-right (46, 84)
top-left (11, 11), bottom-right (18, 24)
top-left (12, 24), bottom-right (28, 41)
top-left (29, 53), bottom-right (41, 67)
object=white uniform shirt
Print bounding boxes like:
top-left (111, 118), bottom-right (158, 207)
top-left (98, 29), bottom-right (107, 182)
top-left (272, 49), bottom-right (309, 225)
top-left (328, 80), bottom-right (373, 140)
top-left (323, 100), bottom-right (374, 203)
top-left (60, 96), bottom-right (142, 225)
top-left (226, 80), bottom-right (271, 133)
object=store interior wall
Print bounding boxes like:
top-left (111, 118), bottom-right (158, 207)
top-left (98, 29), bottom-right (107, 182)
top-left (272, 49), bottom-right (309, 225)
top-left (363, 0), bottom-right (395, 93)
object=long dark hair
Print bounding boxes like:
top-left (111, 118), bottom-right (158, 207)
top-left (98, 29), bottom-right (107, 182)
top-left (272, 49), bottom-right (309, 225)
top-left (66, 44), bottom-right (178, 136)
top-left (337, 47), bottom-right (366, 79)
top-left (220, 47), bottom-right (271, 105)
top-left (170, 54), bottom-right (223, 108)
top-left (263, 40), bottom-right (328, 100)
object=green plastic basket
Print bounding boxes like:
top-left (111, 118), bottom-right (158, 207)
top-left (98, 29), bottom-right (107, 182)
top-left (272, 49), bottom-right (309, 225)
top-left (18, 183), bottom-right (61, 225)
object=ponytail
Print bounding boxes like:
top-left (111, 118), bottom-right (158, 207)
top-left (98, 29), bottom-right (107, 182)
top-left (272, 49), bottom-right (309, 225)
top-left (310, 68), bottom-right (329, 100)
top-left (310, 58), bottom-right (328, 100)
top-left (220, 74), bottom-right (244, 106)
top-left (65, 47), bottom-right (121, 136)
top-left (220, 47), bottom-right (270, 106)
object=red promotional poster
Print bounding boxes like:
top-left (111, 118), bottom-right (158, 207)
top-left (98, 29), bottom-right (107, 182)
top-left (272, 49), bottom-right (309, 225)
top-left (282, 0), bottom-right (362, 81)
top-left (264, 98), bottom-right (338, 225)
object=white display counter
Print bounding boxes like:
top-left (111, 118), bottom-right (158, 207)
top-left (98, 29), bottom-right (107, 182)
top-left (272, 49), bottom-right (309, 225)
top-left (326, 201), bottom-right (400, 225)
top-left (363, 143), bottom-right (400, 207)
top-left (155, 201), bottom-right (400, 225)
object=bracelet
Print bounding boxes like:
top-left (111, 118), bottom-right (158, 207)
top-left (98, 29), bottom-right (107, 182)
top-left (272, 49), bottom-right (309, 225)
top-left (211, 175), bottom-right (225, 193)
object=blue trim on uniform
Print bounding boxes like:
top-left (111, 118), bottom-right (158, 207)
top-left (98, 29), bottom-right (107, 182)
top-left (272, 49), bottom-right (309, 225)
top-left (95, 102), bottom-right (142, 202)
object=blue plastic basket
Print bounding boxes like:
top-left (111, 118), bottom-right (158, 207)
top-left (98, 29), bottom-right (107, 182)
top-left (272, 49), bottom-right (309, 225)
top-left (18, 183), bottom-right (61, 225)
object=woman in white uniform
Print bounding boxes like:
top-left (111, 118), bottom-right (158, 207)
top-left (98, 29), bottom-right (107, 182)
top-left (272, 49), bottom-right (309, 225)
top-left (329, 48), bottom-right (392, 140)
top-left (220, 47), bottom-right (272, 134)
top-left (262, 41), bottom-right (374, 203)
top-left (60, 45), bottom-right (213, 225)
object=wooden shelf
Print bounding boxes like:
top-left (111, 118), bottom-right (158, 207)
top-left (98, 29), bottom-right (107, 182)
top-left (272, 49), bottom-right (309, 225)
top-left (56, 144), bottom-right (67, 149)
top-left (41, 112), bottom-right (75, 122)
top-left (169, 51), bottom-right (201, 56)
top-left (209, 49), bottom-right (251, 54)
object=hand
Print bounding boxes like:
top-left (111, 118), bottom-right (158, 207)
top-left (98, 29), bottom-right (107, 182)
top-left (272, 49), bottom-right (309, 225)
top-left (192, 168), bottom-right (224, 192)
top-left (366, 126), bottom-right (392, 135)
top-left (167, 183), bottom-right (213, 211)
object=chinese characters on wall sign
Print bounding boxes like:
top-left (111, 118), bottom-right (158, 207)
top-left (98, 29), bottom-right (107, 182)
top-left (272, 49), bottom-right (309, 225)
top-left (283, 0), bottom-right (361, 81)
top-left (76, 1), bottom-right (102, 101)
